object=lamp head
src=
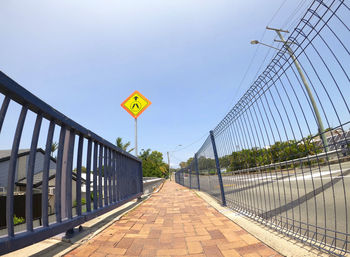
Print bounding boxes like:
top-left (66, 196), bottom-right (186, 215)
top-left (250, 40), bottom-right (259, 45)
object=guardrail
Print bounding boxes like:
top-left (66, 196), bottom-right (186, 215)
top-left (223, 149), bottom-right (348, 175)
top-left (143, 177), bottom-right (165, 194)
top-left (0, 71), bottom-right (143, 255)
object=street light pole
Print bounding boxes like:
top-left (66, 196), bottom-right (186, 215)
top-left (167, 151), bottom-right (170, 180)
top-left (251, 27), bottom-right (328, 152)
top-left (167, 145), bottom-right (182, 181)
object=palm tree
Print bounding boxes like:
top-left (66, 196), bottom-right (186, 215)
top-left (51, 141), bottom-right (58, 158)
top-left (116, 137), bottom-right (134, 153)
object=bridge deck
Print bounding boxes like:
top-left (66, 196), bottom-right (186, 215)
top-left (65, 181), bottom-right (281, 257)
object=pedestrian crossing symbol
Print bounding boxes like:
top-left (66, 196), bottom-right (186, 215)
top-left (121, 90), bottom-right (151, 118)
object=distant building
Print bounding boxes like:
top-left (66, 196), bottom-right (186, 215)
top-left (0, 149), bottom-right (85, 214)
top-left (0, 149), bottom-right (56, 193)
top-left (311, 129), bottom-right (350, 152)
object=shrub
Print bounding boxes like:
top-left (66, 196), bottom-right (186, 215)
top-left (13, 215), bottom-right (25, 225)
top-left (73, 198), bottom-right (87, 207)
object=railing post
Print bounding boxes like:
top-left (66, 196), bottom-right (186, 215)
top-left (194, 154), bottom-right (200, 191)
top-left (182, 169), bottom-right (184, 185)
top-left (209, 130), bottom-right (226, 206)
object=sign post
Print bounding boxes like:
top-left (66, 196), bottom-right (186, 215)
top-left (121, 91), bottom-right (151, 157)
top-left (135, 118), bottom-right (137, 157)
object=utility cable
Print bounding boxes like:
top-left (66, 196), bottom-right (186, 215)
top-left (171, 132), bottom-right (208, 153)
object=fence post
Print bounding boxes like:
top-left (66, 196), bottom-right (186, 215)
top-left (209, 130), bottom-right (226, 206)
top-left (189, 167), bottom-right (192, 189)
top-left (194, 154), bottom-right (200, 191)
top-left (181, 170), bottom-right (184, 185)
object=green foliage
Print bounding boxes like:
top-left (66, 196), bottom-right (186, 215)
top-left (179, 162), bottom-right (187, 168)
top-left (51, 141), bottom-right (58, 158)
top-left (190, 137), bottom-right (323, 174)
top-left (73, 166), bottom-right (87, 173)
top-left (225, 138), bottom-right (322, 172)
top-left (13, 215), bottom-right (25, 225)
top-left (139, 149), bottom-right (168, 178)
top-left (116, 137), bottom-right (134, 153)
top-left (186, 157), bottom-right (194, 166)
top-left (198, 156), bottom-right (215, 170)
top-left (91, 192), bottom-right (98, 200)
top-left (73, 198), bottom-right (87, 207)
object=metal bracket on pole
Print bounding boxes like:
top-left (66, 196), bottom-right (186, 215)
top-left (266, 26), bottom-right (289, 33)
top-left (194, 153), bottom-right (200, 191)
top-left (209, 130), bottom-right (226, 206)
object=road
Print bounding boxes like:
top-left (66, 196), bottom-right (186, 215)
top-left (184, 160), bottom-right (350, 251)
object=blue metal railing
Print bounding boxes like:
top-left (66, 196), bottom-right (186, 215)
top-left (0, 71), bottom-right (143, 255)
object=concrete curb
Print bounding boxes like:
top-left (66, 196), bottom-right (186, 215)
top-left (195, 190), bottom-right (331, 257)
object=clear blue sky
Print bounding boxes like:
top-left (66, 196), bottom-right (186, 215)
top-left (0, 0), bottom-right (314, 167)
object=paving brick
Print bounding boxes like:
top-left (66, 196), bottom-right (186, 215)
top-left (258, 246), bottom-right (281, 257)
top-left (220, 249), bottom-right (241, 257)
top-left (187, 241), bottom-right (203, 254)
top-left (156, 248), bottom-right (188, 255)
top-left (185, 235), bottom-right (212, 242)
top-left (229, 240), bottom-right (250, 248)
top-left (235, 242), bottom-right (268, 255)
top-left (65, 182), bottom-right (280, 257)
top-left (171, 237), bottom-right (187, 248)
top-left (114, 237), bottom-right (134, 248)
top-left (201, 238), bottom-right (229, 246)
top-left (71, 245), bottom-right (97, 256)
top-left (208, 229), bottom-right (226, 239)
top-left (203, 245), bottom-right (224, 257)
top-left (217, 242), bottom-right (240, 251)
top-left (96, 247), bottom-right (127, 255)
top-left (195, 227), bottom-right (210, 236)
top-left (89, 252), bottom-right (106, 257)
top-left (240, 234), bottom-right (261, 245)
top-left (244, 253), bottom-right (262, 257)
top-left (124, 241), bottom-right (143, 256)
top-left (139, 248), bottom-right (157, 257)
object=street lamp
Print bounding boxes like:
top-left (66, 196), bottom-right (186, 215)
top-left (250, 40), bottom-right (280, 50)
top-left (167, 145), bottom-right (182, 181)
top-left (250, 26), bottom-right (328, 152)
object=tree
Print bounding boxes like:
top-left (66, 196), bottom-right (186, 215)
top-left (51, 142), bottom-right (58, 158)
top-left (179, 162), bottom-right (187, 168)
top-left (73, 166), bottom-right (87, 173)
top-left (139, 149), bottom-right (168, 178)
top-left (116, 137), bottom-right (134, 153)
top-left (186, 157), bottom-right (194, 166)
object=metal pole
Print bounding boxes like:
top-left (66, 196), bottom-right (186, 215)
top-left (209, 130), bottom-right (226, 206)
top-left (267, 27), bottom-right (328, 152)
top-left (167, 151), bottom-right (171, 180)
top-left (135, 118), bottom-right (138, 157)
top-left (194, 153), bottom-right (200, 191)
top-left (61, 129), bottom-right (70, 220)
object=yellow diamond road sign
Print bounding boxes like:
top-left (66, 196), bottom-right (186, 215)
top-left (121, 91), bottom-right (151, 119)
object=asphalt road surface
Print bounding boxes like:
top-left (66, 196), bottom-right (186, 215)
top-left (184, 160), bottom-right (350, 250)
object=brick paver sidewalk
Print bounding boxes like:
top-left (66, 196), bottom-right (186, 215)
top-left (66, 181), bottom-right (281, 257)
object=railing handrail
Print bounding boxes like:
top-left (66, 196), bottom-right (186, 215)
top-left (0, 71), bottom-right (140, 162)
